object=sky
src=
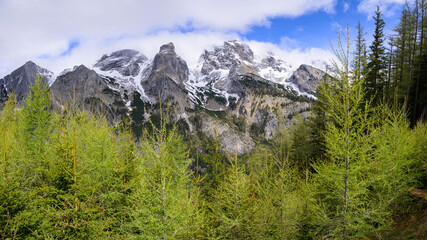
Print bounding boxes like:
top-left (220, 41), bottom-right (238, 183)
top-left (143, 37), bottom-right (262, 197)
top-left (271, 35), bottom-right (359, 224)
top-left (0, 0), bottom-right (407, 78)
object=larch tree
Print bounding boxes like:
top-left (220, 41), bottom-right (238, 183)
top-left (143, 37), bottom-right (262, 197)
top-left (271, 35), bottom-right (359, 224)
top-left (313, 26), bottom-right (377, 239)
top-left (131, 106), bottom-right (197, 239)
top-left (20, 75), bottom-right (53, 187)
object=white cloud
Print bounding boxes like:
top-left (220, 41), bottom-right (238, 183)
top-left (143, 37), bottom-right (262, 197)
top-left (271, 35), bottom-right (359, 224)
top-left (357, 0), bottom-right (406, 19)
top-left (343, 2), bottom-right (350, 12)
top-left (0, 0), bottom-right (337, 76)
top-left (279, 36), bottom-right (300, 50)
top-left (246, 40), bottom-right (334, 71)
top-left (37, 31), bottom-right (239, 74)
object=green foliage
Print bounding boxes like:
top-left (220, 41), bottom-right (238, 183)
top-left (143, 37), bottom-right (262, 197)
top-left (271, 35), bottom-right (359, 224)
top-left (309, 25), bottom-right (426, 239)
top-left (413, 121), bottom-right (427, 184)
top-left (20, 75), bottom-right (53, 187)
top-left (130, 109), bottom-right (198, 239)
top-left (208, 150), bottom-right (257, 239)
top-left (353, 21), bottom-right (368, 82)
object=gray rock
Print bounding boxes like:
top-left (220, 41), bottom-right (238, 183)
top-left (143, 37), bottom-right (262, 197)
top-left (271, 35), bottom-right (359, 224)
top-left (199, 40), bottom-right (257, 76)
top-left (50, 65), bottom-right (127, 121)
top-left (0, 40), bottom-right (328, 156)
top-left (288, 64), bottom-right (325, 96)
top-left (0, 83), bottom-right (7, 108)
top-left (141, 43), bottom-right (191, 114)
top-left (149, 42), bottom-right (189, 86)
top-left (0, 61), bottom-right (53, 103)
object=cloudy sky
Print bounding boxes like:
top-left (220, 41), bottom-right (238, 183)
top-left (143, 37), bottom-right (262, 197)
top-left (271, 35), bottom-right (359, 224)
top-left (0, 0), bottom-right (406, 77)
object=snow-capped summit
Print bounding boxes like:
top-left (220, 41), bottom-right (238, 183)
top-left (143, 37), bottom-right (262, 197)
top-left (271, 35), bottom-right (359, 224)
top-left (258, 54), bottom-right (293, 84)
top-left (94, 49), bottom-right (148, 77)
top-left (93, 49), bottom-right (150, 98)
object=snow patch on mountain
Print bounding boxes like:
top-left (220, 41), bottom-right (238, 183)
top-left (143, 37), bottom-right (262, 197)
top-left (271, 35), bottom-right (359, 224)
top-left (86, 41), bottom-right (321, 109)
top-left (92, 49), bottom-right (151, 102)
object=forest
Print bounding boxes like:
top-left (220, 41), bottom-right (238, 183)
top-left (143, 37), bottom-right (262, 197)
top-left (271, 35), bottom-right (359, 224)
top-left (1, 2), bottom-right (426, 240)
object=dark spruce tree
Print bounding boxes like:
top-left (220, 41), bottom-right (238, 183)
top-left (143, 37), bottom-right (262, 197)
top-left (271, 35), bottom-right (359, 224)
top-left (366, 6), bottom-right (387, 104)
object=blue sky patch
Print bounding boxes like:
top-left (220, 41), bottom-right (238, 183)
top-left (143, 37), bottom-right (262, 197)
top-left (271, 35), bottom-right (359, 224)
top-left (60, 40), bottom-right (80, 57)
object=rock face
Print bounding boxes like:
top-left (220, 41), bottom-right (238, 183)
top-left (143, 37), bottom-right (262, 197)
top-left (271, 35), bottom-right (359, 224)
top-left (50, 65), bottom-right (127, 120)
top-left (0, 83), bottom-right (8, 108)
top-left (186, 40), bottom-right (311, 111)
top-left (0, 61), bottom-right (53, 102)
top-left (288, 64), bottom-right (325, 96)
top-left (141, 43), bottom-right (192, 115)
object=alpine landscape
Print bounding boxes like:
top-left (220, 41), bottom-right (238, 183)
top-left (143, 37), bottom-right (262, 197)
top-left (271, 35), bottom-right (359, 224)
top-left (0, 0), bottom-right (426, 239)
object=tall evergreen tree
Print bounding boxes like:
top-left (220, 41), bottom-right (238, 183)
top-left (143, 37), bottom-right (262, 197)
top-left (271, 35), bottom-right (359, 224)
top-left (366, 6), bottom-right (387, 104)
top-left (411, 0), bottom-right (427, 124)
top-left (209, 152), bottom-right (256, 239)
top-left (0, 94), bottom-right (27, 239)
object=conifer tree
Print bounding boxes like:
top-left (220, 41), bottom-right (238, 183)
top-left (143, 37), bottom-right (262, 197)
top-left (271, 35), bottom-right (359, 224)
top-left (307, 71), bottom-right (334, 162)
top-left (0, 94), bottom-right (26, 239)
top-left (411, 0), bottom-right (427, 124)
top-left (366, 6), bottom-right (387, 103)
top-left (19, 75), bottom-right (52, 186)
top-left (209, 145), bottom-right (257, 239)
top-left (353, 21), bottom-right (368, 82)
top-left (131, 107), bottom-right (196, 239)
top-left (314, 26), bottom-right (377, 238)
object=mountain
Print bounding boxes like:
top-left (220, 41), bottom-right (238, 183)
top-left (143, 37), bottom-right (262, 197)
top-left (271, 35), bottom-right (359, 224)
top-left (93, 49), bottom-right (149, 95)
top-left (288, 64), bottom-right (325, 97)
top-left (50, 65), bottom-right (127, 122)
top-left (0, 40), bottom-right (326, 154)
top-left (0, 61), bottom-right (53, 107)
top-left (141, 42), bottom-right (192, 116)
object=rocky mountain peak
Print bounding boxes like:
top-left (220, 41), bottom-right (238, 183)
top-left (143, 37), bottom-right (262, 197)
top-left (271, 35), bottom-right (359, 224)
top-left (150, 42), bottom-right (189, 86)
top-left (200, 40), bottom-right (255, 75)
top-left (50, 64), bottom-right (127, 121)
top-left (24, 60), bottom-right (37, 68)
top-left (0, 61), bottom-right (53, 102)
top-left (94, 49), bottom-right (147, 77)
top-left (141, 42), bottom-right (192, 113)
top-left (159, 42), bottom-right (175, 54)
top-left (288, 64), bottom-right (326, 96)
top-left (223, 40), bottom-right (254, 63)
top-left (0, 40), bottom-right (327, 155)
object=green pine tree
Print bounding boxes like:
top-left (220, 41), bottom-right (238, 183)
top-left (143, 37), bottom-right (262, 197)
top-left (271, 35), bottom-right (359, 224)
top-left (366, 6), bottom-right (387, 104)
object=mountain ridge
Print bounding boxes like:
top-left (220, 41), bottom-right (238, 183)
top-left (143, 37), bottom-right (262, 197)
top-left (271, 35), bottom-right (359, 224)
top-left (0, 40), bottom-right (326, 154)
